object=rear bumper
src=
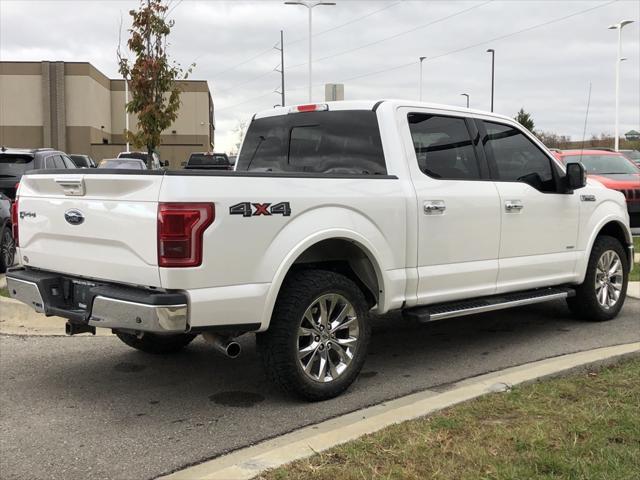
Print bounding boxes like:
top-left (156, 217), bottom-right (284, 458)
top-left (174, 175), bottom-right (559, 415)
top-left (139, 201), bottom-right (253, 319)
top-left (6, 268), bottom-right (188, 333)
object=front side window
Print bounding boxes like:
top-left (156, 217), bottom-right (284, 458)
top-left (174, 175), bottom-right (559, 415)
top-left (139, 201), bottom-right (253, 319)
top-left (407, 113), bottom-right (480, 180)
top-left (483, 121), bottom-right (555, 192)
top-left (237, 110), bottom-right (386, 175)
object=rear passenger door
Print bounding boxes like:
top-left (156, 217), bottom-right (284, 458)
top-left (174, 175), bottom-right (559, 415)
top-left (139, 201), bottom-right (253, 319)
top-left (401, 109), bottom-right (501, 305)
top-left (477, 120), bottom-right (580, 292)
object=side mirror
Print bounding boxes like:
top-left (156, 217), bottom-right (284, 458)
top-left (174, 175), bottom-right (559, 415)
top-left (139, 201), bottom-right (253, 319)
top-left (565, 162), bottom-right (586, 191)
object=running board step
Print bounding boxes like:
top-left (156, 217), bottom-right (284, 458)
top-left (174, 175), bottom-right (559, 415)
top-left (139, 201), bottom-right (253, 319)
top-left (403, 286), bottom-right (575, 323)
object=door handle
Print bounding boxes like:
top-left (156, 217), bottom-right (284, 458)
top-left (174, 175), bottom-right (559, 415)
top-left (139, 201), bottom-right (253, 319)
top-left (423, 200), bottom-right (446, 214)
top-left (504, 200), bottom-right (524, 212)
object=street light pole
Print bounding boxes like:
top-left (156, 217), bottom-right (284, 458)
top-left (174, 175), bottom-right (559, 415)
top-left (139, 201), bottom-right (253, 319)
top-left (486, 49), bottom-right (495, 112)
top-left (419, 56), bottom-right (426, 101)
top-left (285, 1), bottom-right (336, 102)
top-left (461, 93), bottom-right (469, 108)
top-left (608, 20), bottom-right (634, 152)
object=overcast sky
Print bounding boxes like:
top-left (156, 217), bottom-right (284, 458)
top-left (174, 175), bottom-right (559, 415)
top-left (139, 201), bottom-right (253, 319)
top-left (1, 0), bottom-right (638, 152)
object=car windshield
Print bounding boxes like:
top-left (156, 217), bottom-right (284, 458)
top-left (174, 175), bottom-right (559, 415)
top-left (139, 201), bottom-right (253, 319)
top-left (188, 154), bottom-right (227, 165)
top-left (98, 159), bottom-right (145, 169)
top-left (621, 150), bottom-right (640, 161)
top-left (0, 154), bottom-right (34, 165)
top-left (119, 152), bottom-right (148, 161)
top-left (562, 154), bottom-right (639, 175)
top-left (70, 155), bottom-right (89, 167)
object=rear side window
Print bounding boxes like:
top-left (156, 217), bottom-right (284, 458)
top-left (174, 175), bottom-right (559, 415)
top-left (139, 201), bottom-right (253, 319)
top-left (407, 113), bottom-right (480, 180)
top-left (482, 121), bottom-right (555, 192)
top-left (237, 110), bottom-right (386, 174)
top-left (0, 154), bottom-right (34, 165)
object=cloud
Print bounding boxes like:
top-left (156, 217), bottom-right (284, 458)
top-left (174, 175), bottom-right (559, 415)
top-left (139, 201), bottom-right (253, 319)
top-left (1, 0), bottom-right (638, 152)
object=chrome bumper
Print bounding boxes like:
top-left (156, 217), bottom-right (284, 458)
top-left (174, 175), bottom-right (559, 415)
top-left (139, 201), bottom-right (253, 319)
top-left (6, 272), bottom-right (188, 334)
top-left (88, 296), bottom-right (187, 332)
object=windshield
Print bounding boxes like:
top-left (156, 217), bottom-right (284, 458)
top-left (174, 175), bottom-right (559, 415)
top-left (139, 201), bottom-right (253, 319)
top-left (562, 154), bottom-right (639, 175)
top-left (119, 152), bottom-right (148, 161)
top-left (621, 150), bottom-right (640, 161)
top-left (188, 154), bottom-right (228, 165)
top-left (98, 159), bottom-right (145, 169)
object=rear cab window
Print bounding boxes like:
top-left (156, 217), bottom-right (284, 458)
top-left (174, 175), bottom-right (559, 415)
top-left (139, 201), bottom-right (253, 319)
top-left (407, 113), bottom-right (482, 180)
top-left (236, 110), bottom-right (387, 175)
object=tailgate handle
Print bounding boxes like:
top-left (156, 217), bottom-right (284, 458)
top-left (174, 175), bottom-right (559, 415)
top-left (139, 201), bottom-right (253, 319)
top-left (55, 177), bottom-right (85, 196)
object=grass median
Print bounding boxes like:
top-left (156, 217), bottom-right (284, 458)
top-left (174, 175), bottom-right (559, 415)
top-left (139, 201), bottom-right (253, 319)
top-left (260, 358), bottom-right (640, 480)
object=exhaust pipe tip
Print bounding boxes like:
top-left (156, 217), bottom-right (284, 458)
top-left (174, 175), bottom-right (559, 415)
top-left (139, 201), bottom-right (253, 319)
top-left (203, 332), bottom-right (242, 358)
top-left (225, 341), bottom-right (241, 359)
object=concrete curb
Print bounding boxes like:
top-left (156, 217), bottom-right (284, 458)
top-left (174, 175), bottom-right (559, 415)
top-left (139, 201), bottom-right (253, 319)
top-left (628, 281), bottom-right (640, 300)
top-left (160, 342), bottom-right (640, 480)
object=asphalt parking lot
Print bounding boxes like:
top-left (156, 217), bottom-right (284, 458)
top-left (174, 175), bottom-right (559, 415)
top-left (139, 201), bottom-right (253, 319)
top-left (1, 298), bottom-right (639, 480)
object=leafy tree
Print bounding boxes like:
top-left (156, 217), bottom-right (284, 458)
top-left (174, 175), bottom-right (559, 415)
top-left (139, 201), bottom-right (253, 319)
top-left (118, 0), bottom-right (193, 168)
top-left (514, 108), bottom-right (535, 132)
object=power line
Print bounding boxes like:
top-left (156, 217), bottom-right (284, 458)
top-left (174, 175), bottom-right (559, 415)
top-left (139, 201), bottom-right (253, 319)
top-left (217, 0), bottom-right (620, 113)
top-left (338, 0), bottom-right (619, 84)
top-left (209, 1), bottom-right (403, 79)
top-left (288, 0), bottom-right (493, 69)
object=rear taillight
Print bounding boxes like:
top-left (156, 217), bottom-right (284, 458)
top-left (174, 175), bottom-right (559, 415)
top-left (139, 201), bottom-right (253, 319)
top-left (290, 103), bottom-right (328, 113)
top-left (157, 203), bottom-right (214, 268)
top-left (11, 198), bottom-right (19, 248)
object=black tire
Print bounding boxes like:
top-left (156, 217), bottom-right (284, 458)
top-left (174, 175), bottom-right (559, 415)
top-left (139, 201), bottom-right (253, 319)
top-left (567, 235), bottom-right (629, 322)
top-left (0, 223), bottom-right (15, 274)
top-left (115, 331), bottom-right (197, 354)
top-left (257, 269), bottom-right (372, 401)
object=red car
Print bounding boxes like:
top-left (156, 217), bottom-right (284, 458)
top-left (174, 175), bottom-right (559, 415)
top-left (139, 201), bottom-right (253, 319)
top-left (554, 149), bottom-right (640, 228)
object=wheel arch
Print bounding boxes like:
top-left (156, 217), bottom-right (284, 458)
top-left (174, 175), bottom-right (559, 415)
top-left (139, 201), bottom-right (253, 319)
top-left (258, 231), bottom-right (389, 331)
top-left (577, 216), bottom-right (633, 284)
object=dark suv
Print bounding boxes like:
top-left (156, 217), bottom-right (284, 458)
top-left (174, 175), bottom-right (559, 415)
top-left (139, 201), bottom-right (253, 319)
top-left (0, 147), bottom-right (76, 199)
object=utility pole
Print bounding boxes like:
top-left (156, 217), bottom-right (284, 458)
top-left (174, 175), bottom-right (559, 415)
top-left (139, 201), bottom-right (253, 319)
top-left (275, 30), bottom-right (286, 107)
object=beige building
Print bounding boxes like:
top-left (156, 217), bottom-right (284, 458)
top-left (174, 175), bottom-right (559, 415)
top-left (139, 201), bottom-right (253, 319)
top-left (0, 61), bottom-right (214, 167)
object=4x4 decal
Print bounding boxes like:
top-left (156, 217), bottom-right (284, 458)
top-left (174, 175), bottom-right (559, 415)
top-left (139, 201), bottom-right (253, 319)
top-left (229, 202), bottom-right (291, 217)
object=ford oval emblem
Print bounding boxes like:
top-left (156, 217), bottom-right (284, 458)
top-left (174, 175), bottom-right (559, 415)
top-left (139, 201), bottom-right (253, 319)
top-left (64, 209), bottom-right (85, 226)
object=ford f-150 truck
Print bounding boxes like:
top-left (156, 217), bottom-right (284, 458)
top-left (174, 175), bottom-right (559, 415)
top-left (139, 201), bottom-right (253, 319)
top-left (6, 100), bottom-right (634, 400)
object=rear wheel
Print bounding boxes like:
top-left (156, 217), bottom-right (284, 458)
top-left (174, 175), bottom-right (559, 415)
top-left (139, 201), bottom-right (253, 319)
top-left (0, 223), bottom-right (15, 273)
top-left (115, 331), bottom-right (197, 354)
top-left (567, 235), bottom-right (628, 321)
top-left (257, 270), bottom-right (371, 401)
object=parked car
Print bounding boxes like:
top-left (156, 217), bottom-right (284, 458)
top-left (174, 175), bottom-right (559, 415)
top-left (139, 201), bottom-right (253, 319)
top-left (619, 149), bottom-right (640, 165)
top-left (0, 147), bottom-right (76, 199)
top-left (555, 149), bottom-right (640, 228)
top-left (185, 152), bottom-right (233, 170)
top-left (117, 151), bottom-right (166, 169)
top-left (69, 154), bottom-right (97, 168)
top-left (7, 101), bottom-right (634, 401)
top-left (0, 192), bottom-right (15, 273)
top-left (228, 155), bottom-right (238, 168)
top-left (97, 158), bottom-right (146, 170)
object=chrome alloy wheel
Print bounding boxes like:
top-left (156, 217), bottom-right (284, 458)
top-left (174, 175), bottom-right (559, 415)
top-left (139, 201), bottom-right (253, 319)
top-left (1, 227), bottom-right (15, 268)
top-left (595, 250), bottom-right (624, 309)
top-left (297, 293), bottom-right (360, 383)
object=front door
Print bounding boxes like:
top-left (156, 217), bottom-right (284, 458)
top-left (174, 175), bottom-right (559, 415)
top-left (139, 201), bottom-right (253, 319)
top-left (478, 120), bottom-right (580, 292)
top-left (401, 109), bottom-right (501, 305)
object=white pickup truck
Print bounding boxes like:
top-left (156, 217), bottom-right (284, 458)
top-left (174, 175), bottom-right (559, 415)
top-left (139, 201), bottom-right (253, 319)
top-left (7, 100), bottom-right (634, 400)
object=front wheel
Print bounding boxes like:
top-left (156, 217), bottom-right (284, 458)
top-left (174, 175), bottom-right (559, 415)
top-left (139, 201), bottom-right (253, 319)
top-left (257, 270), bottom-right (371, 401)
top-left (567, 235), bottom-right (629, 321)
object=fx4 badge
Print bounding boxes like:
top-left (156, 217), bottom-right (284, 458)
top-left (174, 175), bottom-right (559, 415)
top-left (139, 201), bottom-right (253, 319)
top-left (229, 202), bottom-right (291, 217)
top-left (19, 211), bottom-right (36, 219)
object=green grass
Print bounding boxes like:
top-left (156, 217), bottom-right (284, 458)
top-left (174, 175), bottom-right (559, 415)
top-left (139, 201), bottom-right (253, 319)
top-left (0, 287), bottom-right (9, 298)
top-left (260, 359), bottom-right (640, 480)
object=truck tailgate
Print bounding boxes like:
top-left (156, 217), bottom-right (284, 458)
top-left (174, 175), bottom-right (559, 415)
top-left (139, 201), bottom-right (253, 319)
top-left (16, 172), bottom-right (163, 287)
